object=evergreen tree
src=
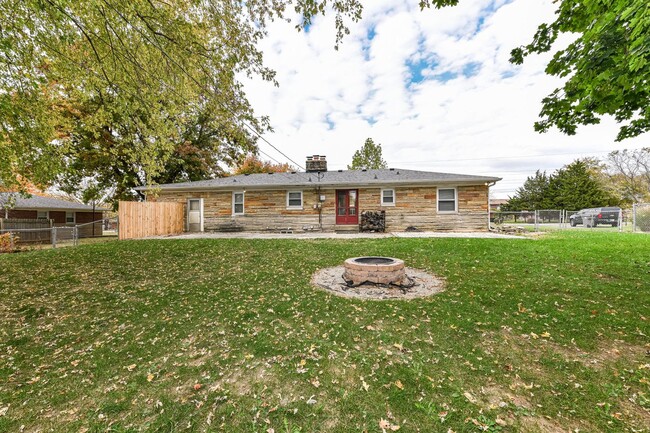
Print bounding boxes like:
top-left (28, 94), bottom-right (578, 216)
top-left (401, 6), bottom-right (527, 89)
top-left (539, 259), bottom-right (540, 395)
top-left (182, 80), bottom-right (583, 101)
top-left (502, 170), bottom-right (551, 211)
top-left (548, 160), bottom-right (616, 210)
top-left (348, 138), bottom-right (388, 170)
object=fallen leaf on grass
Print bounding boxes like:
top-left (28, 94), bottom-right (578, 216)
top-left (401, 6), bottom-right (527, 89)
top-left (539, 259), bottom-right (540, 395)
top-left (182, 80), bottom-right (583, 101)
top-left (147, 373), bottom-right (154, 382)
top-left (463, 391), bottom-right (477, 404)
top-left (379, 418), bottom-right (400, 432)
top-left (395, 380), bottom-right (404, 390)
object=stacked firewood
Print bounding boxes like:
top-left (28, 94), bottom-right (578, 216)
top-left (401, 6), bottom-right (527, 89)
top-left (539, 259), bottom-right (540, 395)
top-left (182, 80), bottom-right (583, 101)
top-left (360, 210), bottom-right (386, 232)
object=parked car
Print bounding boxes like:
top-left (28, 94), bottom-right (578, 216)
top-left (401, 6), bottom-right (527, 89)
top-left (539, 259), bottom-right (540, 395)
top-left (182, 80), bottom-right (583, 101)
top-left (569, 207), bottom-right (621, 227)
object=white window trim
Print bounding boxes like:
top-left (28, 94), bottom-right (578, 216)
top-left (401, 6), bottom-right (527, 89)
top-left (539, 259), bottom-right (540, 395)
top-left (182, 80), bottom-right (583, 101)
top-left (65, 211), bottom-right (76, 224)
top-left (37, 210), bottom-right (49, 219)
top-left (286, 190), bottom-right (303, 210)
top-left (380, 188), bottom-right (396, 207)
top-left (232, 191), bottom-right (245, 215)
top-left (437, 187), bottom-right (458, 214)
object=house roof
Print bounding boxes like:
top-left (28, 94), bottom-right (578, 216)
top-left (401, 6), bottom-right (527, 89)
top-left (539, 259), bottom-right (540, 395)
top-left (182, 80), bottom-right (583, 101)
top-left (0, 193), bottom-right (108, 212)
top-left (135, 168), bottom-right (501, 192)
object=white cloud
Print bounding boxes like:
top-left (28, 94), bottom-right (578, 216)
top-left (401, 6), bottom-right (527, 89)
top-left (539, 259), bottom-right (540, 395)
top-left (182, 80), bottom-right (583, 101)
top-left (242, 0), bottom-right (647, 198)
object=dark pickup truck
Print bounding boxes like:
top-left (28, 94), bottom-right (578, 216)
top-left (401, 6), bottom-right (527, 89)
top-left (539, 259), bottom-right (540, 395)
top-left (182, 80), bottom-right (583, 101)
top-left (570, 207), bottom-right (621, 227)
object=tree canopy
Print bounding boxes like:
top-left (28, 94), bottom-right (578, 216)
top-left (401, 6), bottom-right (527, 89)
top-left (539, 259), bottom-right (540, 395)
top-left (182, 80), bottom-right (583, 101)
top-left (1, 0), bottom-right (277, 200)
top-left (605, 148), bottom-right (650, 203)
top-left (511, 0), bottom-right (650, 141)
top-left (348, 138), bottom-right (388, 170)
top-left (233, 155), bottom-right (294, 175)
top-left (504, 159), bottom-right (617, 211)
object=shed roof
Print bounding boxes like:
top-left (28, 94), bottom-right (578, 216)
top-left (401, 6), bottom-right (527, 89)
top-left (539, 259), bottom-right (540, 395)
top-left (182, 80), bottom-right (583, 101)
top-left (135, 168), bottom-right (501, 191)
top-left (1, 193), bottom-right (108, 211)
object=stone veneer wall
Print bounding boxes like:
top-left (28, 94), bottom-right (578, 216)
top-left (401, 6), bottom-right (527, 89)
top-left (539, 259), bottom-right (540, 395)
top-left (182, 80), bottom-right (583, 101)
top-left (154, 184), bottom-right (489, 232)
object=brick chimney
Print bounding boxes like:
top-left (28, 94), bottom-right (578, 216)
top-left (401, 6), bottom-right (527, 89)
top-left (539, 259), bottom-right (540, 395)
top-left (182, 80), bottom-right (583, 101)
top-left (306, 155), bottom-right (327, 172)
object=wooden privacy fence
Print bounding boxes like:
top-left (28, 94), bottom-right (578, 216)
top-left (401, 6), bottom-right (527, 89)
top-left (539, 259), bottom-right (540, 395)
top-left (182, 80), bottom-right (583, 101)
top-left (118, 201), bottom-right (185, 240)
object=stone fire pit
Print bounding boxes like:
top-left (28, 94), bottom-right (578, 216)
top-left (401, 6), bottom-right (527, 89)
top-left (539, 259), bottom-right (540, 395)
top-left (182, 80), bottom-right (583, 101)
top-left (343, 256), bottom-right (411, 287)
top-left (312, 256), bottom-right (445, 300)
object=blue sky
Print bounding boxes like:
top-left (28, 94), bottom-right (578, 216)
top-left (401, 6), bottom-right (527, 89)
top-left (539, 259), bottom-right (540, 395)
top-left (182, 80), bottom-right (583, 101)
top-left (243, 0), bottom-right (646, 198)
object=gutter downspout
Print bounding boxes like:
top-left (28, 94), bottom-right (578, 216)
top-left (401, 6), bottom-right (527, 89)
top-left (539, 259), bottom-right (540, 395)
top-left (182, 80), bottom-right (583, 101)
top-left (486, 181), bottom-right (497, 230)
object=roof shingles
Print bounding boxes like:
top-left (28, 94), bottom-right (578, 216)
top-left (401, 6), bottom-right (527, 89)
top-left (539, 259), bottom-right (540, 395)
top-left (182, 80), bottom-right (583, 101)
top-left (1, 193), bottom-right (105, 211)
top-left (137, 169), bottom-right (500, 191)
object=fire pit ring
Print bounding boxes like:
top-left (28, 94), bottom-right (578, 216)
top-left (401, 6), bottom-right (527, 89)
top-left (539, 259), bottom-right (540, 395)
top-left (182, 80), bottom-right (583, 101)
top-left (343, 256), bottom-right (412, 287)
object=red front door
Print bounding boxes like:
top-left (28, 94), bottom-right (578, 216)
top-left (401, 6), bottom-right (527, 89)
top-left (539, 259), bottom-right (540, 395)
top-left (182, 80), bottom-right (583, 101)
top-left (336, 189), bottom-right (359, 225)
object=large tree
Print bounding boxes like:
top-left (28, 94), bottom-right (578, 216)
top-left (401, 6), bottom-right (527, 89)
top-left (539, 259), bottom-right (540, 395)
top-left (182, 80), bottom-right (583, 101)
top-left (348, 138), bottom-right (388, 170)
top-left (511, 0), bottom-right (650, 141)
top-left (1, 0), bottom-right (276, 199)
top-left (548, 160), bottom-right (616, 210)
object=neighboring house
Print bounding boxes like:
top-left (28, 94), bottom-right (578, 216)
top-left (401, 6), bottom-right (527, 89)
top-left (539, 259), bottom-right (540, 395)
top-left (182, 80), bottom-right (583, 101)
top-left (137, 155), bottom-right (501, 232)
top-left (490, 199), bottom-right (509, 212)
top-left (1, 193), bottom-right (106, 237)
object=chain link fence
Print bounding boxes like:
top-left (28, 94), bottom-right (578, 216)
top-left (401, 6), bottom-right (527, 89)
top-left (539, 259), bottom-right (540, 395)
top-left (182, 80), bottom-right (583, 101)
top-left (0, 217), bottom-right (118, 252)
top-left (490, 209), bottom-right (631, 233)
top-left (632, 203), bottom-right (650, 233)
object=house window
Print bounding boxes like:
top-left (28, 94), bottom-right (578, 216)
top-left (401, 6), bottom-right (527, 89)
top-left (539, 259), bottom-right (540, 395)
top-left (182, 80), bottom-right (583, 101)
top-left (287, 191), bottom-right (303, 209)
top-left (65, 211), bottom-right (75, 223)
top-left (381, 189), bottom-right (395, 206)
top-left (232, 192), bottom-right (244, 215)
top-left (437, 188), bottom-right (457, 213)
top-left (37, 211), bottom-right (49, 219)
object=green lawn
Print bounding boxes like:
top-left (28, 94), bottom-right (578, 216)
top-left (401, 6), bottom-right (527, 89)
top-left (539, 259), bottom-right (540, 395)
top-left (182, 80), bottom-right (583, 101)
top-left (1, 232), bottom-right (648, 432)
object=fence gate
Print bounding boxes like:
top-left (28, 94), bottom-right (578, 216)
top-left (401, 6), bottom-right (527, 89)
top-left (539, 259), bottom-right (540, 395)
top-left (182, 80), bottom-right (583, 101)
top-left (118, 201), bottom-right (185, 240)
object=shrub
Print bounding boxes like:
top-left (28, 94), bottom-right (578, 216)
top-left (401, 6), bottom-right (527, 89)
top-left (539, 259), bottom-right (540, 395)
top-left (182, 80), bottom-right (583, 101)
top-left (636, 207), bottom-right (650, 232)
top-left (0, 232), bottom-right (19, 253)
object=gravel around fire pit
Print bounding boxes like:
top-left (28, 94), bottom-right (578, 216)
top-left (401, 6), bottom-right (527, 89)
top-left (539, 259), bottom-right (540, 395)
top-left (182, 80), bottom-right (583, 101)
top-left (312, 266), bottom-right (445, 300)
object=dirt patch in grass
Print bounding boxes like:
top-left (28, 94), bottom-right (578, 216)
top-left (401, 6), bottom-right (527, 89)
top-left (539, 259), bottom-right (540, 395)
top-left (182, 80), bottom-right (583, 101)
top-left (479, 385), bottom-right (532, 409)
top-left (540, 338), bottom-right (649, 370)
top-left (470, 385), bottom-right (591, 432)
top-left (484, 328), bottom-right (648, 371)
top-left (517, 415), bottom-right (579, 433)
top-left (619, 399), bottom-right (650, 430)
top-left (311, 266), bottom-right (444, 300)
top-left (215, 364), bottom-right (272, 396)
